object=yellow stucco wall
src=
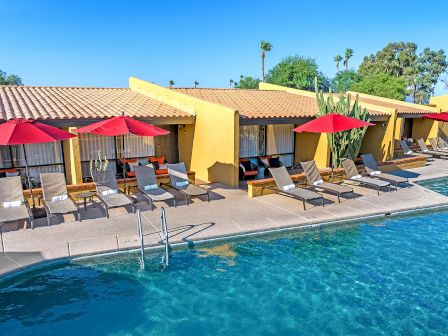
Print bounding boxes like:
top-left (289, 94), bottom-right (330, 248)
top-left (430, 95), bottom-right (448, 136)
top-left (412, 118), bottom-right (439, 144)
top-left (294, 132), bottom-right (329, 168)
top-left (63, 127), bottom-right (83, 185)
top-left (129, 77), bottom-right (239, 187)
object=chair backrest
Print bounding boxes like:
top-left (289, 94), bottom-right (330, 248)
top-left (400, 140), bottom-right (412, 154)
top-left (429, 138), bottom-right (439, 150)
top-left (438, 137), bottom-right (447, 147)
top-left (269, 166), bottom-right (293, 190)
top-left (40, 173), bottom-right (68, 201)
top-left (340, 158), bottom-right (359, 178)
top-left (417, 139), bottom-right (429, 152)
top-left (134, 165), bottom-right (157, 190)
top-left (92, 170), bottom-right (118, 194)
top-left (0, 176), bottom-right (24, 204)
top-left (167, 162), bottom-right (189, 187)
top-left (300, 160), bottom-right (322, 184)
top-left (438, 137), bottom-right (448, 148)
top-left (360, 154), bottom-right (378, 174)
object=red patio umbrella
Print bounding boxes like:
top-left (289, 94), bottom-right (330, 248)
top-left (293, 113), bottom-right (374, 133)
top-left (77, 116), bottom-right (169, 191)
top-left (294, 113), bottom-right (374, 176)
top-left (0, 119), bottom-right (76, 206)
top-left (422, 112), bottom-right (448, 122)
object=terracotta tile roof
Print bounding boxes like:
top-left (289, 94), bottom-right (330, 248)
top-left (351, 94), bottom-right (437, 114)
top-left (0, 86), bottom-right (192, 121)
top-left (173, 88), bottom-right (389, 118)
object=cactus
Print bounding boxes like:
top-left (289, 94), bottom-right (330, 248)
top-left (89, 151), bottom-right (109, 177)
top-left (316, 91), bottom-right (370, 168)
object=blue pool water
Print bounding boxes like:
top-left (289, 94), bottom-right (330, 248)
top-left (418, 177), bottom-right (448, 196)
top-left (1, 211), bottom-right (448, 336)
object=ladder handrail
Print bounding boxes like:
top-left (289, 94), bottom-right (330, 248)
top-left (161, 207), bottom-right (169, 267)
top-left (136, 209), bottom-right (145, 268)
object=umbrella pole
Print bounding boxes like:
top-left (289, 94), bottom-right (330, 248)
top-left (122, 135), bottom-right (127, 193)
top-left (22, 144), bottom-right (35, 208)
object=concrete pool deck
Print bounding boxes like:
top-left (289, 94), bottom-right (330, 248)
top-left (1, 158), bottom-right (448, 278)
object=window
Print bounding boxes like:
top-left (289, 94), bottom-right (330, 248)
top-left (239, 125), bottom-right (266, 158)
top-left (0, 143), bottom-right (64, 183)
top-left (266, 124), bottom-right (295, 167)
top-left (79, 133), bottom-right (156, 178)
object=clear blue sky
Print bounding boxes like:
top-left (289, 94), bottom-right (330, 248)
top-left (1, 0), bottom-right (447, 94)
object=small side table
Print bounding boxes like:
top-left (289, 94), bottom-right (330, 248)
top-left (75, 191), bottom-right (96, 211)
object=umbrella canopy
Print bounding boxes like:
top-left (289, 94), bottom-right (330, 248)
top-left (0, 119), bottom-right (76, 145)
top-left (77, 116), bottom-right (169, 136)
top-left (422, 112), bottom-right (448, 122)
top-left (0, 119), bottom-right (76, 208)
top-left (293, 113), bottom-right (374, 134)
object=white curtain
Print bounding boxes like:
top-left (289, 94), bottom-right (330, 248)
top-left (267, 124), bottom-right (294, 156)
top-left (121, 134), bottom-right (155, 158)
top-left (0, 146), bottom-right (11, 169)
top-left (79, 133), bottom-right (116, 161)
top-left (15, 143), bottom-right (63, 166)
top-left (239, 125), bottom-right (262, 158)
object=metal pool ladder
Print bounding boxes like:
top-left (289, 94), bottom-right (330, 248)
top-left (135, 208), bottom-right (170, 269)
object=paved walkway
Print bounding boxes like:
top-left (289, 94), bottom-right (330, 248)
top-left (1, 159), bottom-right (448, 278)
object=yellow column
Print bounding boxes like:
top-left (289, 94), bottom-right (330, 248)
top-left (63, 127), bottom-right (83, 185)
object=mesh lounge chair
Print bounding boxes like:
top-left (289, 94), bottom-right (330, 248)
top-left (360, 154), bottom-right (408, 188)
top-left (437, 137), bottom-right (448, 150)
top-left (416, 139), bottom-right (448, 159)
top-left (399, 140), bottom-right (432, 159)
top-left (0, 176), bottom-right (33, 229)
top-left (300, 160), bottom-right (354, 202)
top-left (41, 173), bottom-right (81, 226)
top-left (166, 163), bottom-right (210, 205)
top-left (340, 158), bottom-right (390, 195)
top-left (134, 166), bottom-right (176, 210)
top-left (92, 170), bottom-right (135, 218)
top-left (268, 166), bottom-right (323, 210)
top-left (429, 138), bottom-right (448, 152)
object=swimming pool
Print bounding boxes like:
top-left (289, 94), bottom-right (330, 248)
top-left (1, 208), bottom-right (448, 335)
top-left (417, 177), bottom-right (448, 196)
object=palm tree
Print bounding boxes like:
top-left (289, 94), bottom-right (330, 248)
top-left (334, 55), bottom-right (342, 73)
top-left (168, 80), bottom-right (175, 88)
top-left (194, 81), bottom-right (199, 88)
top-left (344, 48), bottom-right (353, 71)
top-left (229, 79), bottom-right (234, 87)
top-left (260, 40), bottom-right (273, 82)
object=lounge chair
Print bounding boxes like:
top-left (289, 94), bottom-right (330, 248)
top-left (416, 139), bottom-right (448, 158)
top-left (399, 140), bottom-right (432, 159)
top-left (437, 137), bottom-right (448, 150)
top-left (0, 176), bottom-right (33, 229)
top-left (166, 162), bottom-right (210, 205)
top-left (340, 158), bottom-right (390, 195)
top-left (92, 170), bottom-right (135, 218)
top-left (300, 160), bottom-right (354, 202)
top-left (134, 165), bottom-right (176, 210)
top-left (360, 154), bottom-right (408, 188)
top-left (268, 166), bottom-right (324, 210)
top-left (41, 173), bottom-right (81, 225)
top-left (429, 138), bottom-right (448, 152)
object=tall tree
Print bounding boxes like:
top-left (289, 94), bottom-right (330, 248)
top-left (194, 81), bottom-right (199, 88)
top-left (332, 70), bottom-right (362, 93)
top-left (168, 80), bottom-right (175, 88)
top-left (0, 69), bottom-right (23, 85)
top-left (260, 40), bottom-right (273, 82)
top-left (265, 55), bottom-right (329, 91)
top-left (235, 75), bottom-right (260, 89)
top-left (334, 54), bottom-right (342, 73)
top-left (344, 48), bottom-right (353, 71)
top-left (351, 73), bottom-right (407, 100)
top-left (229, 79), bottom-right (234, 87)
top-left (409, 48), bottom-right (447, 103)
top-left (359, 42), bottom-right (447, 103)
